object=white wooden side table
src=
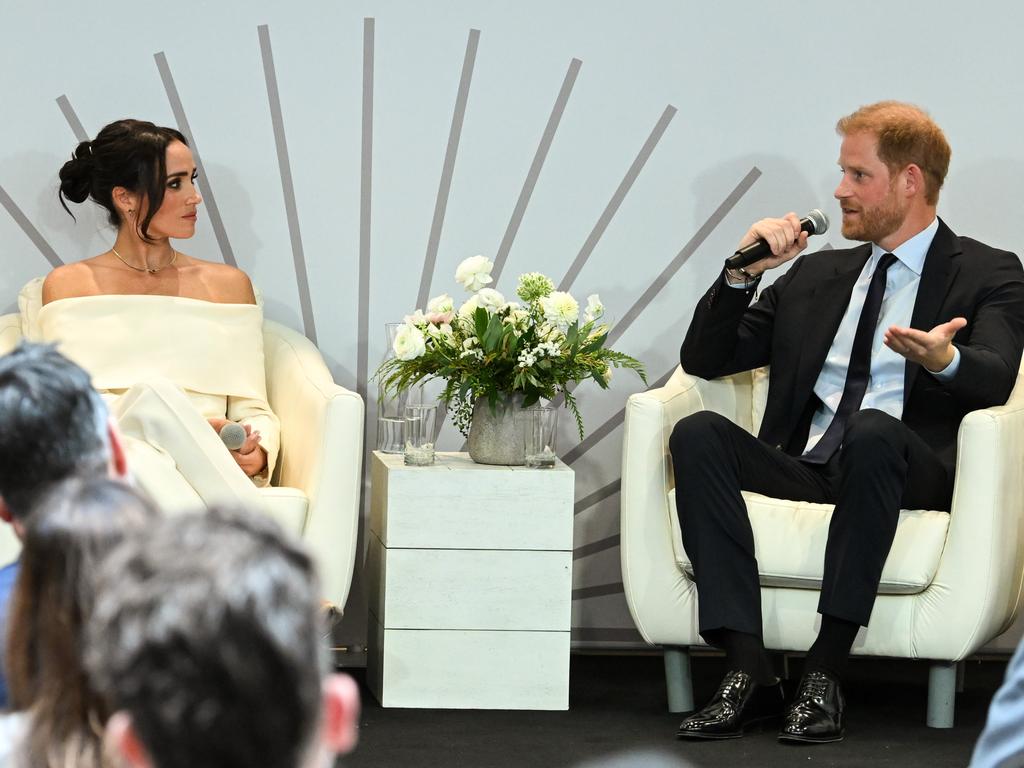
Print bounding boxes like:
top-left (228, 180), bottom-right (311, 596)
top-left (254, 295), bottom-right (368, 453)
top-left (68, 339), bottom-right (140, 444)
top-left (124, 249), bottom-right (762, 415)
top-left (367, 450), bottom-right (574, 710)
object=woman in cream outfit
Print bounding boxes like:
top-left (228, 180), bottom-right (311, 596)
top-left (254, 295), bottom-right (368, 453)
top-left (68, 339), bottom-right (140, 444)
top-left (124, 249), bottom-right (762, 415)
top-left (28, 119), bottom-right (279, 513)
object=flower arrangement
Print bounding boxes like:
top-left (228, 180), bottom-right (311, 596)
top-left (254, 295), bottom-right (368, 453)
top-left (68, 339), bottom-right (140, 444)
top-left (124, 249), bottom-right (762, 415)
top-left (376, 255), bottom-right (646, 439)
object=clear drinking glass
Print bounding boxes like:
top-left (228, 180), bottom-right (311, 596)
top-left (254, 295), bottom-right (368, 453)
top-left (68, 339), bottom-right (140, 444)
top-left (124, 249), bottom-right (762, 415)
top-left (377, 323), bottom-right (410, 453)
top-left (520, 405), bottom-right (557, 468)
top-left (404, 403), bottom-right (437, 466)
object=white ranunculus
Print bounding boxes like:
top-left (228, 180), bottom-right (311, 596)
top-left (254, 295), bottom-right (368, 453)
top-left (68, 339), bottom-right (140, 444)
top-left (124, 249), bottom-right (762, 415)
top-left (584, 294), bottom-right (604, 323)
top-left (426, 293), bottom-right (455, 325)
top-left (403, 309), bottom-right (428, 327)
top-left (539, 291), bottom-right (579, 331)
top-left (393, 323), bottom-right (426, 361)
top-left (458, 295), bottom-right (481, 319)
top-left (476, 288), bottom-right (505, 311)
top-left (427, 293), bottom-right (454, 314)
top-left (455, 255), bottom-right (494, 292)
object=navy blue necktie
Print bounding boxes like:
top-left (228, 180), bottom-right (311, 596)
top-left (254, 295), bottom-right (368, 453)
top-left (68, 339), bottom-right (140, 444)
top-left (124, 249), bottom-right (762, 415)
top-left (801, 252), bottom-right (899, 464)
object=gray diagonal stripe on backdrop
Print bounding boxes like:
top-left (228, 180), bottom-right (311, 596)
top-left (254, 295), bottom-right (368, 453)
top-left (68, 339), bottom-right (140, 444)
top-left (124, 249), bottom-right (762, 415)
top-left (258, 24), bottom-right (317, 343)
top-left (55, 95), bottom-right (88, 141)
top-left (574, 479), bottom-right (620, 516)
top-left (572, 582), bottom-right (624, 600)
top-left (558, 104), bottom-right (677, 292)
top-left (561, 366), bottom-right (676, 465)
top-left (416, 28), bottom-right (480, 310)
top-left (605, 166), bottom-right (761, 348)
top-left (357, 18), bottom-right (375, 401)
top-left (545, 171), bottom-right (757, 412)
top-left (573, 533), bottom-right (620, 561)
top-left (155, 52), bottom-right (237, 267)
top-left (0, 185), bottom-right (62, 267)
top-left (490, 57), bottom-right (582, 286)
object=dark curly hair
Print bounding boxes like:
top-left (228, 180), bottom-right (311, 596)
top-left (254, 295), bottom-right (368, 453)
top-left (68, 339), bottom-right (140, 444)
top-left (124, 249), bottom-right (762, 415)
top-left (85, 506), bottom-right (327, 768)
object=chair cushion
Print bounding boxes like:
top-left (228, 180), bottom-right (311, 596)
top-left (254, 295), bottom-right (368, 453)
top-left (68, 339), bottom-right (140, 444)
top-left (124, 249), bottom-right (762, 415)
top-left (668, 490), bottom-right (950, 594)
top-left (257, 485), bottom-right (309, 536)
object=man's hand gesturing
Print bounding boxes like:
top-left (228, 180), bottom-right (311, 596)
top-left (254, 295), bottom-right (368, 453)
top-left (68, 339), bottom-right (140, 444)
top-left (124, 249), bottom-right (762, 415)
top-left (884, 317), bottom-right (967, 373)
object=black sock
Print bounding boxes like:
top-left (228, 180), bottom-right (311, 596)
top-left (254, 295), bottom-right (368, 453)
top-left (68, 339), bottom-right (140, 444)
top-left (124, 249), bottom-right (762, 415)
top-left (804, 615), bottom-right (860, 683)
top-left (709, 629), bottom-right (776, 685)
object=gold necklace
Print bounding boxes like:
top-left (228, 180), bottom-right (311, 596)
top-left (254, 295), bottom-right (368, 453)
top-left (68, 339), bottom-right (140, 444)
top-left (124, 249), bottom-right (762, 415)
top-left (110, 246), bottom-right (178, 274)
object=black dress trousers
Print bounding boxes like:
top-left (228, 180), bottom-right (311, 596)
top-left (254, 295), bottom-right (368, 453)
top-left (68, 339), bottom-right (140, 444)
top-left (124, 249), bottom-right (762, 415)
top-left (668, 408), bottom-right (954, 639)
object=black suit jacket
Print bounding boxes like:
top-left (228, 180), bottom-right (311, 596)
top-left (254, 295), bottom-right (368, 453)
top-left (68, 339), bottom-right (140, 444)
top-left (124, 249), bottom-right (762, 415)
top-left (680, 219), bottom-right (1024, 473)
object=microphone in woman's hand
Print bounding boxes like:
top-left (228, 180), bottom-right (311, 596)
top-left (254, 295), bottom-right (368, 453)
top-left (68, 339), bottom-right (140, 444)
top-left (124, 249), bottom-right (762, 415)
top-left (219, 422), bottom-right (247, 451)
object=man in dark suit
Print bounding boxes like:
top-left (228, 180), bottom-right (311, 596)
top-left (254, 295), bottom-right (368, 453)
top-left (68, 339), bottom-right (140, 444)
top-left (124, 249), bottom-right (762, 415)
top-left (671, 101), bottom-right (1024, 744)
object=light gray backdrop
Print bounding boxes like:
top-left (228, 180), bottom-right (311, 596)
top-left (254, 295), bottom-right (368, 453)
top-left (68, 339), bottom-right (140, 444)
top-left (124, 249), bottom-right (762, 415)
top-left (2, 0), bottom-right (1022, 652)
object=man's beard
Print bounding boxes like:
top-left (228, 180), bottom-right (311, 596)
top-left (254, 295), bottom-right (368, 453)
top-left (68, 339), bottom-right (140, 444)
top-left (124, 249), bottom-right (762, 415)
top-left (841, 188), bottom-right (906, 244)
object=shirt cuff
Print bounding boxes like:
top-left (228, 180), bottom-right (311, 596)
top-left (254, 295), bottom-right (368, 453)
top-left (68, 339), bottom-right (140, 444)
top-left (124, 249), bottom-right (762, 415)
top-left (929, 345), bottom-right (961, 381)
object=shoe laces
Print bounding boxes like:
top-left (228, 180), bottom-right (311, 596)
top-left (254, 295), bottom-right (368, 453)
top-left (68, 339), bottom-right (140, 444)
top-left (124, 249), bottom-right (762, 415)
top-left (797, 672), bottom-right (831, 705)
top-left (717, 670), bottom-right (751, 698)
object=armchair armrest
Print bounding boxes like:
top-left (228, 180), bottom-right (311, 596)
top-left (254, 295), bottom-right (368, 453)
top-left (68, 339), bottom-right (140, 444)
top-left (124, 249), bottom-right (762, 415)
top-left (620, 366), bottom-right (753, 644)
top-left (263, 320), bottom-right (365, 609)
top-left (913, 384), bottom-right (1024, 659)
top-left (0, 313), bottom-right (21, 355)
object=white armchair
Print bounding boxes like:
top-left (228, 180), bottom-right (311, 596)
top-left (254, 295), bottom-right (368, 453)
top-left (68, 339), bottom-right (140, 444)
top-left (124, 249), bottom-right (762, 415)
top-left (0, 306), bottom-right (363, 611)
top-left (620, 365), bottom-right (1024, 728)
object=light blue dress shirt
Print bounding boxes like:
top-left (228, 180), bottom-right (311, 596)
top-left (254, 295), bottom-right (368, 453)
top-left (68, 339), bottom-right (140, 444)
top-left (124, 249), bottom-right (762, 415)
top-left (727, 217), bottom-right (959, 455)
top-left (805, 217), bottom-right (960, 453)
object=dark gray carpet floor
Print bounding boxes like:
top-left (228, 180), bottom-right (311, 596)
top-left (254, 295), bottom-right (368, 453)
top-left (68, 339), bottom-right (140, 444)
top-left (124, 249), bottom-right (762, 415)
top-left (341, 652), bottom-right (1006, 767)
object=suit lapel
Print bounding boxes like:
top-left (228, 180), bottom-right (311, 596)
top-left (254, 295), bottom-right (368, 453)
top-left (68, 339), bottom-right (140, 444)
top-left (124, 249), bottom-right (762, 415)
top-left (904, 219), bottom-right (962, 404)
top-left (792, 244), bottom-right (872, 401)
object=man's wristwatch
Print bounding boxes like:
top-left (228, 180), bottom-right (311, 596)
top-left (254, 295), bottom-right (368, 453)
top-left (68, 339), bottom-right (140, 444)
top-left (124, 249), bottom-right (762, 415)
top-left (725, 266), bottom-right (760, 284)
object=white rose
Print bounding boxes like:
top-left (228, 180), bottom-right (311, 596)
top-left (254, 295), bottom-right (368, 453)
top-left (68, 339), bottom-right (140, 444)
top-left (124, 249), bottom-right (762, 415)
top-left (476, 288), bottom-right (505, 311)
top-left (538, 322), bottom-right (563, 342)
top-left (393, 323), bottom-right (426, 361)
top-left (539, 291), bottom-right (579, 331)
top-left (455, 255), bottom-right (494, 292)
top-left (584, 294), bottom-right (604, 323)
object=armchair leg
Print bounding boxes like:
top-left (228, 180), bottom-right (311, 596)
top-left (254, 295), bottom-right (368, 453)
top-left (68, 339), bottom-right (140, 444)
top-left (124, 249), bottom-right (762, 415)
top-left (664, 647), bottom-right (694, 713)
top-left (927, 661), bottom-right (958, 728)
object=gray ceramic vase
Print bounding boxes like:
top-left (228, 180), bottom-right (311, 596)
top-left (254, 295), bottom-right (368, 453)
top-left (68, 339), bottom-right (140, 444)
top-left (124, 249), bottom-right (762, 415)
top-left (466, 393), bottom-right (526, 465)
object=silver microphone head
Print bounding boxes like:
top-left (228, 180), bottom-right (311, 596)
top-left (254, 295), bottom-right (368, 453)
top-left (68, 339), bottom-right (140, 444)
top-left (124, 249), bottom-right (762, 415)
top-left (806, 208), bottom-right (830, 235)
top-left (219, 422), bottom-right (247, 451)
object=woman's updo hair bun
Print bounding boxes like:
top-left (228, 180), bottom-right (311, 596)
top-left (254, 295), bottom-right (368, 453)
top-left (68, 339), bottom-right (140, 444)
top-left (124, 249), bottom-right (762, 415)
top-left (58, 119), bottom-right (188, 242)
top-left (57, 141), bottom-right (95, 205)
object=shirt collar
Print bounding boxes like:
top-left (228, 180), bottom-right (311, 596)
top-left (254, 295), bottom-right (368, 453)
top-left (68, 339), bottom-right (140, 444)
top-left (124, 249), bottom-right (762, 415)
top-left (870, 216), bottom-right (939, 276)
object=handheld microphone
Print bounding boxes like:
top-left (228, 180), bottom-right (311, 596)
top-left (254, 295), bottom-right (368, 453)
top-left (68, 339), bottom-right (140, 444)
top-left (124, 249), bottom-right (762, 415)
top-left (219, 422), bottom-right (247, 451)
top-left (725, 209), bottom-right (830, 270)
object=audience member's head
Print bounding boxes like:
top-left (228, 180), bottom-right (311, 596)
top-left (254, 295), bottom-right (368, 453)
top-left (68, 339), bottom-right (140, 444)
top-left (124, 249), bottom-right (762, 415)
top-left (0, 342), bottom-right (127, 529)
top-left (86, 506), bottom-right (360, 768)
top-left (6, 476), bottom-right (159, 768)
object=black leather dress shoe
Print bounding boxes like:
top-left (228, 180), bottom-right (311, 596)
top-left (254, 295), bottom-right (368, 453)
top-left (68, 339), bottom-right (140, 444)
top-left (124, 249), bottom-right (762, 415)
top-left (676, 670), bottom-right (785, 740)
top-left (778, 670), bottom-right (845, 743)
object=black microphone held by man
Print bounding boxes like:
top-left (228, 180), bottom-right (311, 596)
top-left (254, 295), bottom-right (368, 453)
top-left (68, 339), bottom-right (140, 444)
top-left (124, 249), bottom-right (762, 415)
top-left (724, 208), bottom-right (830, 271)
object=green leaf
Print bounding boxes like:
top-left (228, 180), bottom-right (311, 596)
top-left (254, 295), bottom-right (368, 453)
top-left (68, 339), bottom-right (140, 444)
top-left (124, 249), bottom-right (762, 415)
top-left (474, 307), bottom-right (489, 339)
top-left (482, 314), bottom-right (504, 352)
